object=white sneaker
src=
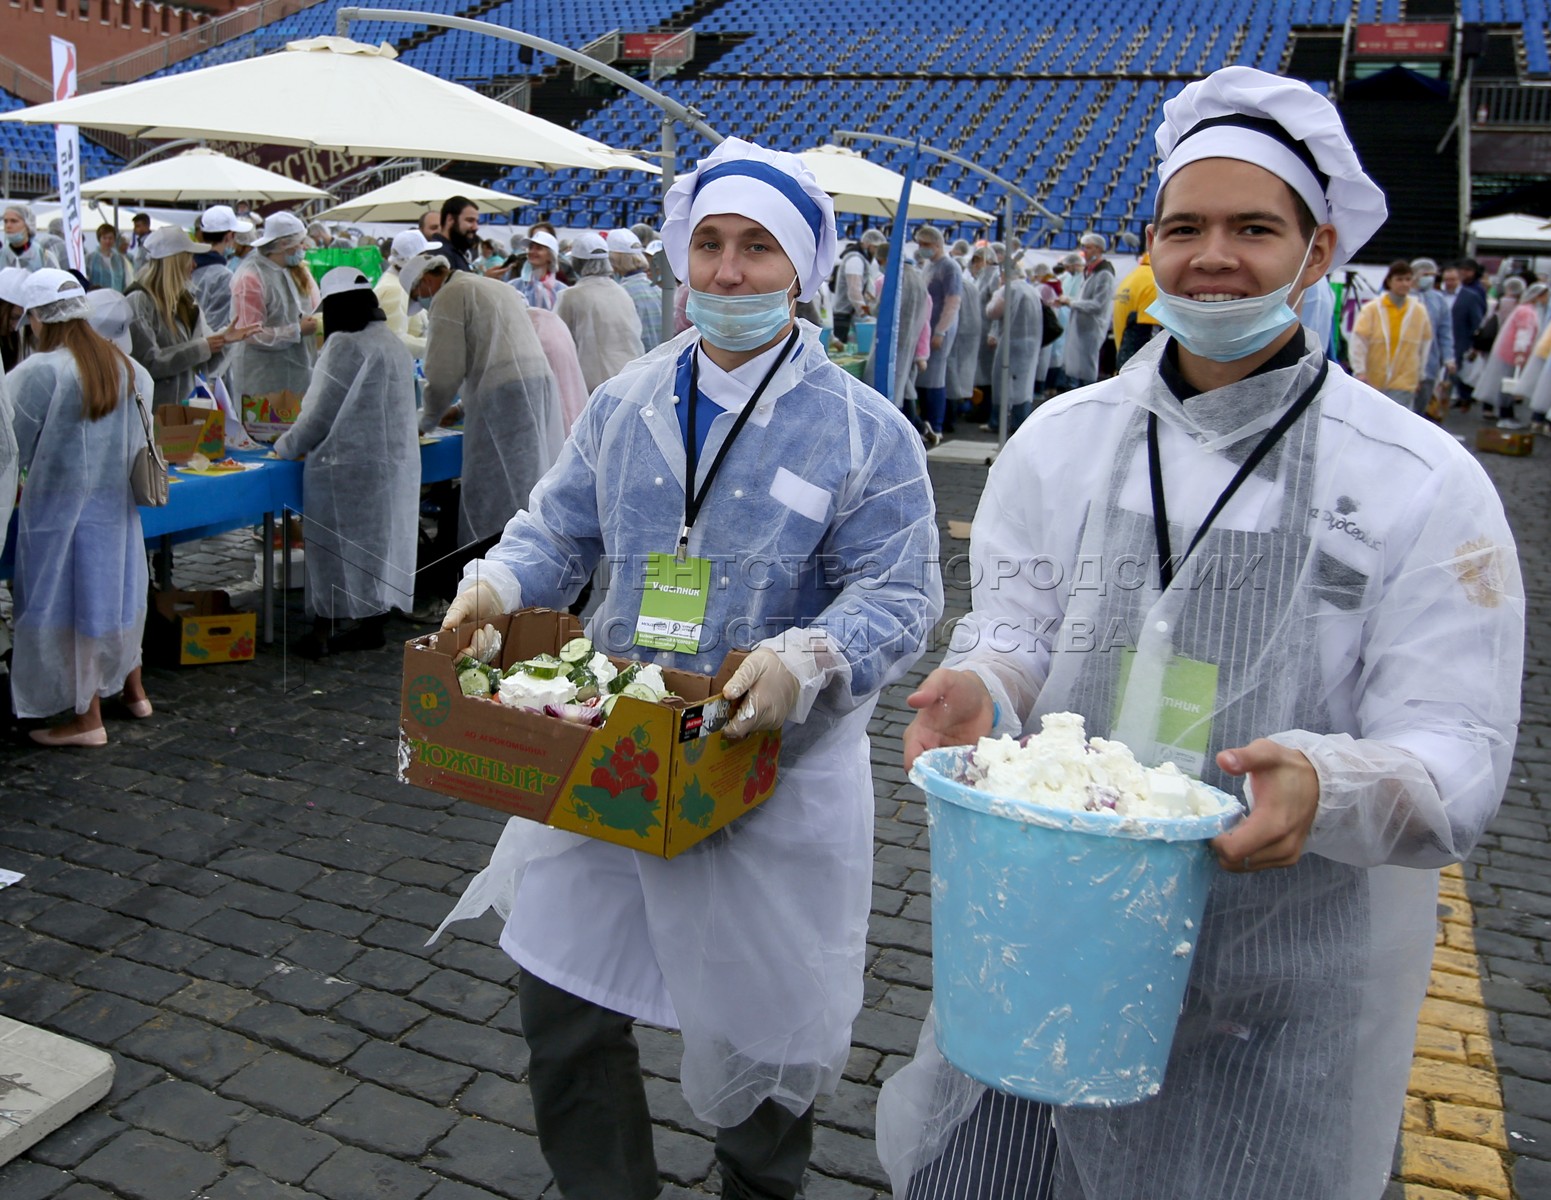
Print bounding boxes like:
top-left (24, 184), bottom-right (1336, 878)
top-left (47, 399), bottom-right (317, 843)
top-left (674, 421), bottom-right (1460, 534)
top-left (1496, 418), bottom-right (1526, 431)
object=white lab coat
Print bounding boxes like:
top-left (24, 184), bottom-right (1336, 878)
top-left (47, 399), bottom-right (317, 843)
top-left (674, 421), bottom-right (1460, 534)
top-left (433, 322), bottom-right (943, 1128)
top-left (876, 332), bottom-right (1523, 1200)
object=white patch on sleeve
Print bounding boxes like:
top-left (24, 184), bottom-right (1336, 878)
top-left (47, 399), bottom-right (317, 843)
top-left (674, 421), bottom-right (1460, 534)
top-left (768, 466), bottom-right (831, 524)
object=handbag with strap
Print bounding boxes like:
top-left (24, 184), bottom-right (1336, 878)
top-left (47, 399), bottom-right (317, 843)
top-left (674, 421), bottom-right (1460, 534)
top-left (130, 389), bottom-right (170, 508)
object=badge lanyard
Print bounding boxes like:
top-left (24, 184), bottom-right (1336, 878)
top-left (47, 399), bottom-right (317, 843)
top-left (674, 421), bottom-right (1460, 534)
top-left (678, 327), bottom-right (799, 560)
top-left (1148, 359), bottom-right (1329, 591)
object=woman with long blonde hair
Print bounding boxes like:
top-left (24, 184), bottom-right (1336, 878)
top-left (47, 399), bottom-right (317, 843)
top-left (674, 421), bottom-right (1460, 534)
top-left (125, 225), bottom-right (253, 407)
top-left (4, 270), bottom-right (157, 746)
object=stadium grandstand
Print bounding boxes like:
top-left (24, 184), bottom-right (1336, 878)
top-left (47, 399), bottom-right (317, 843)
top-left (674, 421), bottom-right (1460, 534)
top-left (3, 0), bottom-right (1548, 256)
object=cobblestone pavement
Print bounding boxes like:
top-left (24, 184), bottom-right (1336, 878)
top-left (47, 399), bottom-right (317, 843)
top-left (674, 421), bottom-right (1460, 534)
top-left (0, 412), bottom-right (1546, 1200)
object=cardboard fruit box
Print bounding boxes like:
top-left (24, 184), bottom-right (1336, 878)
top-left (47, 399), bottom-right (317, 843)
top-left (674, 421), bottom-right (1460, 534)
top-left (240, 389), bottom-right (303, 443)
top-left (154, 404), bottom-right (225, 463)
top-left (145, 589), bottom-right (257, 666)
top-left (398, 608), bottom-right (781, 859)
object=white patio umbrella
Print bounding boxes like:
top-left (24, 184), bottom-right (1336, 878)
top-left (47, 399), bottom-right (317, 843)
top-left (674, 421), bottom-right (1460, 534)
top-left (799, 144), bottom-right (994, 224)
top-left (0, 37), bottom-right (658, 175)
top-left (82, 148), bottom-right (331, 203)
top-left (314, 170), bottom-right (532, 222)
top-left (34, 202), bottom-right (175, 234)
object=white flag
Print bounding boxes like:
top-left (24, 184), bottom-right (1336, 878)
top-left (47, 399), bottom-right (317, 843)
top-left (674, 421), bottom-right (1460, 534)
top-left (50, 37), bottom-right (85, 274)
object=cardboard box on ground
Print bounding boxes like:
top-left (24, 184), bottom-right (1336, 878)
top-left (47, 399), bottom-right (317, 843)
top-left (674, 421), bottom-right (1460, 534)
top-left (1477, 428), bottom-right (1535, 456)
top-left (399, 609), bottom-right (781, 859)
top-left (145, 590), bottom-right (257, 666)
top-left (154, 405), bottom-right (224, 463)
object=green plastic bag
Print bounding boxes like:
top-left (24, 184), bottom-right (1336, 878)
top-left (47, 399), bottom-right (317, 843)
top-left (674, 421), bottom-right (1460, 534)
top-left (304, 245), bottom-right (383, 286)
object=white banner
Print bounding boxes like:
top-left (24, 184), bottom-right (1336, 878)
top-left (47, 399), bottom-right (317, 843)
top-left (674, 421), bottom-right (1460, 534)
top-left (50, 36), bottom-right (85, 274)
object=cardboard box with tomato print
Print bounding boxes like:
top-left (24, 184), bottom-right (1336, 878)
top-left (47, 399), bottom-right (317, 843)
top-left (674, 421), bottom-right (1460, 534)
top-left (397, 608), bottom-right (781, 859)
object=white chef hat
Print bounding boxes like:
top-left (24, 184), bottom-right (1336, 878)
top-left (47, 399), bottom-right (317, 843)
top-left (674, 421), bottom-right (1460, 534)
top-left (1155, 66), bottom-right (1388, 269)
top-left (661, 136), bottom-right (837, 302)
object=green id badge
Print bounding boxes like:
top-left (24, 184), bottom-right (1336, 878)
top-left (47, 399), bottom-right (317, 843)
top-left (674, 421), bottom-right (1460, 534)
top-left (1115, 651), bottom-right (1219, 775)
top-left (634, 552), bottom-right (711, 654)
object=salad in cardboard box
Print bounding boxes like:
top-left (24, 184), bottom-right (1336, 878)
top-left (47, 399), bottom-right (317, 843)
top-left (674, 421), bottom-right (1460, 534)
top-left (399, 608), bottom-right (781, 858)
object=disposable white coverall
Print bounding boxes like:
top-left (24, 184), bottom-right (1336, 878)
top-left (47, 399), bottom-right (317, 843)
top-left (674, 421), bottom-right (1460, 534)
top-left (273, 322), bottom-right (419, 618)
top-left (1061, 262), bottom-right (1116, 384)
top-left (228, 254), bottom-right (318, 400)
top-left (554, 273), bottom-right (646, 395)
top-left (876, 331), bottom-right (1524, 1200)
top-left (985, 278), bottom-right (1043, 413)
top-left (6, 349), bottom-right (155, 718)
top-left (433, 323), bottom-right (943, 1128)
top-left (125, 289), bottom-right (228, 408)
top-left (419, 271), bottom-right (563, 545)
top-left (374, 269), bottom-right (428, 359)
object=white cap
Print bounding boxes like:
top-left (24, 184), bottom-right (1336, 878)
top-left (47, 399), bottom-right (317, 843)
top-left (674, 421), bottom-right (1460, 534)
top-left (645, 239), bottom-right (663, 257)
top-left (1155, 65), bottom-right (1387, 269)
top-left (527, 229), bottom-right (560, 256)
top-left (319, 266), bottom-right (375, 300)
top-left (199, 204), bottom-right (253, 235)
top-left (20, 268), bottom-right (87, 321)
top-left (85, 289), bottom-right (133, 354)
top-left (568, 231), bottom-right (609, 262)
top-left (389, 229), bottom-right (430, 267)
top-left (253, 211), bottom-right (307, 249)
top-left (144, 225), bottom-right (201, 260)
top-left (0, 266), bottom-right (28, 307)
top-left (662, 136), bottom-right (838, 302)
top-left (606, 228), bottom-right (643, 254)
top-left (399, 251), bottom-right (451, 298)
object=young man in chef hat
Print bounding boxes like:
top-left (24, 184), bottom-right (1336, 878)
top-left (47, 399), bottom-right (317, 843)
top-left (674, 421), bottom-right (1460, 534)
top-left (430, 137), bottom-right (943, 1199)
top-left (878, 65), bottom-right (1524, 1200)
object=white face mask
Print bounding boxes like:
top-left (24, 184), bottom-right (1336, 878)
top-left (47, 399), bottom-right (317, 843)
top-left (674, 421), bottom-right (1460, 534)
top-left (1145, 235), bottom-right (1317, 364)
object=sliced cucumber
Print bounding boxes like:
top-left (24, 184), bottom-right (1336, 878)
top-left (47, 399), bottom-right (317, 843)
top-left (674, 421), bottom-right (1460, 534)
top-left (558, 637), bottom-right (593, 664)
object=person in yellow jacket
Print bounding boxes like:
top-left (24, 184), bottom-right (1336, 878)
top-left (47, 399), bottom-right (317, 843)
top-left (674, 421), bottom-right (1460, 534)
top-left (1112, 252), bottom-right (1161, 367)
top-left (1350, 259), bottom-right (1432, 404)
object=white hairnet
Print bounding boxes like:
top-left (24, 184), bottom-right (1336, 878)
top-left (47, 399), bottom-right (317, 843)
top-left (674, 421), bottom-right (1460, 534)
top-left (4, 203), bottom-right (36, 235)
top-left (661, 136), bottom-right (838, 302)
top-left (1079, 232), bottom-right (1107, 251)
top-left (915, 225), bottom-right (945, 246)
top-left (1156, 65), bottom-right (1387, 269)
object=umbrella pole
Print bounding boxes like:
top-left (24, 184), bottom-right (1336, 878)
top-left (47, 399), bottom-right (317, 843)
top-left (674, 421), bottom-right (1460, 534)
top-left (997, 189), bottom-right (1012, 452)
top-left (659, 114), bottom-right (676, 348)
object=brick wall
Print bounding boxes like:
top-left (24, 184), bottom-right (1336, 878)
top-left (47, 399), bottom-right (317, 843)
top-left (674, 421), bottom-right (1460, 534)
top-left (0, 0), bottom-right (243, 82)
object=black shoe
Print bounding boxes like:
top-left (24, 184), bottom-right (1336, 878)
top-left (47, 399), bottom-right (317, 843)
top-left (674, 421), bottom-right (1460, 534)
top-left (291, 631), bottom-right (330, 661)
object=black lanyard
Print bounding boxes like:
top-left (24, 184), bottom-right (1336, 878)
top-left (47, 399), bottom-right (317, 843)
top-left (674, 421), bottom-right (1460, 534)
top-left (1148, 359), bottom-right (1328, 591)
top-left (680, 328), bottom-right (799, 559)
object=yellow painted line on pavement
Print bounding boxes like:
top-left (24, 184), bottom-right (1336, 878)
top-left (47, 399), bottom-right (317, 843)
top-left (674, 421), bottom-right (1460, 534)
top-left (1397, 863), bottom-right (1515, 1200)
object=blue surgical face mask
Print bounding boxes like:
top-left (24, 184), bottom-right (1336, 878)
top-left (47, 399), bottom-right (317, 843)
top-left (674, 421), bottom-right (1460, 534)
top-left (221, 243), bottom-right (237, 260)
top-left (686, 278), bottom-right (797, 352)
top-left (1145, 235), bottom-right (1316, 364)
top-left (915, 244), bottom-right (934, 263)
top-left (284, 249), bottom-right (306, 267)
top-left (1417, 274), bottom-right (1435, 291)
top-left (6, 231), bottom-right (26, 248)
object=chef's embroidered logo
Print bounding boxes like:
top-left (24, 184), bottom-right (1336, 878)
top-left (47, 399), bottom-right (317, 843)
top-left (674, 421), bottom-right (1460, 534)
top-left (1452, 536), bottom-right (1508, 608)
top-left (1309, 501), bottom-right (1380, 549)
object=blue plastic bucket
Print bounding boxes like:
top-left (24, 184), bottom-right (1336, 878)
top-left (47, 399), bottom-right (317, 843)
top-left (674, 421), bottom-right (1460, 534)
top-left (853, 319), bottom-right (876, 354)
top-left (911, 747), bottom-right (1241, 1107)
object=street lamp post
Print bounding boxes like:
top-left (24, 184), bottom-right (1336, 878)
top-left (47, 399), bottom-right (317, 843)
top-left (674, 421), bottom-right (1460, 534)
top-left (832, 129), bottom-right (1063, 450)
top-left (334, 8), bottom-right (725, 340)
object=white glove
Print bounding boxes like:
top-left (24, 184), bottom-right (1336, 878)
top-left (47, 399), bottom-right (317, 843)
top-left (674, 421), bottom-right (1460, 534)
top-left (441, 580), bottom-right (502, 632)
top-left (721, 648), bottom-right (800, 740)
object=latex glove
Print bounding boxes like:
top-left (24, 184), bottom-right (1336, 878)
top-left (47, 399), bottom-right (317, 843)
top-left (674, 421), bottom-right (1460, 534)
top-left (441, 579), bottom-right (502, 632)
top-left (721, 648), bottom-right (800, 740)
